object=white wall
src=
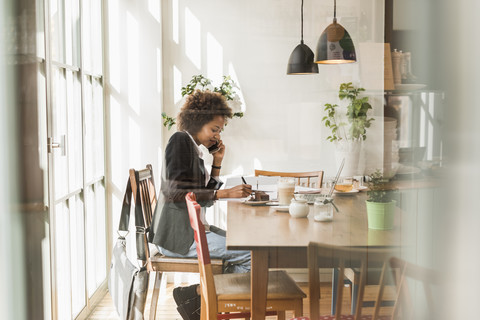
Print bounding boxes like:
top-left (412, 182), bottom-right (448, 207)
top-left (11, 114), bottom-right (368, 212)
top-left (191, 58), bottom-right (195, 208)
top-left (161, 0), bottom-right (386, 180)
top-left (104, 0), bottom-right (164, 244)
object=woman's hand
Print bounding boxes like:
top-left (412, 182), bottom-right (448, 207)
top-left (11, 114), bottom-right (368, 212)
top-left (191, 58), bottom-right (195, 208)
top-left (212, 139), bottom-right (225, 164)
top-left (216, 184), bottom-right (252, 199)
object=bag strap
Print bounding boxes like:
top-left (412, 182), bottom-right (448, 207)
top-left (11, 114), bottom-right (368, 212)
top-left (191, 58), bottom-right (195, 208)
top-left (118, 177), bottom-right (147, 261)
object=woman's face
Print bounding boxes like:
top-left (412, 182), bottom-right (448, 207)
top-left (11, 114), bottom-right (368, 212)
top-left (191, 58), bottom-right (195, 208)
top-left (193, 115), bottom-right (225, 148)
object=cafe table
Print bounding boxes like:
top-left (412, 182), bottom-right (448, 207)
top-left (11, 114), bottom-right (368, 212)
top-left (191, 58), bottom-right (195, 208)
top-left (225, 192), bottom-right (403, 320)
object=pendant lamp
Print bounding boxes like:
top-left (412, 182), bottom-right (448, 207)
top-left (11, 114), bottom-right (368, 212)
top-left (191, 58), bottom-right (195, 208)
top-left (287, 0), bottom-right (319, 74)
top-left (315, 0), bottom-right (356, 64)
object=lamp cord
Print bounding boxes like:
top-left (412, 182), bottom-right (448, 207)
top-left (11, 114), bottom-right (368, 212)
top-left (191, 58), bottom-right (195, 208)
top-left (333, 0), bottom-right (337, 22)
top-left (300, 0), bottom-right (304, 43)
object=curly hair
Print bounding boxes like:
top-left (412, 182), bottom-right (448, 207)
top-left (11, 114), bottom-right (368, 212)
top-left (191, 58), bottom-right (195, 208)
top-left (177, 90), bottom-right (233, 134)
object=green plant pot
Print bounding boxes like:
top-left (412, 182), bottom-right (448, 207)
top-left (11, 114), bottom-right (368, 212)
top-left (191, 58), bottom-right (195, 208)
top-left (365, 200), bottom-right (396, 230)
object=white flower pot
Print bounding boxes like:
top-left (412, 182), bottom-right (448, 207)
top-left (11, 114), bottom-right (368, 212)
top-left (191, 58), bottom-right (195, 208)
top-left (335, 140), bottom-right (365, 177)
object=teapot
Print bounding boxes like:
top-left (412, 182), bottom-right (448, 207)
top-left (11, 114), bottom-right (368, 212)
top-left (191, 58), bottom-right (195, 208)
top-left (289, 198), bottom-right (309, 218)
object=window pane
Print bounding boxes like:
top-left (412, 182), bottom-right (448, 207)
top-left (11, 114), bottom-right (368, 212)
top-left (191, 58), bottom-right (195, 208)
top-left (83, 76), bottom-right (93, 181)
top-left (84, 76), bottom-right (105, 182)
top-left (95, 182), bottom-right (107, 286)
top-left (70, 194), bottom-right (86, 317)
top-left (66, 70), bottom-right (83, 191)
top-left (82, 0), bottom-right (103, 74)
top-left (55, 201), bottom-right (72, 319)
top-left (85, 182), bottom-right (106, 297)
top-left (93, 78), bottom-right (105, 178)
top-left (82, 0), bottom-right (92, 72)
top-left (52, 67), bottom-right (68, 200)
top-left (49, 0), bottom-right (65, 63)
top-left (64, 0), bottom-right (72, 64)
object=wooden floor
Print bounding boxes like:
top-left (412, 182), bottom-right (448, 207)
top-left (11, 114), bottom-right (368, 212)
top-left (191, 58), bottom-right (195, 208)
top-left (87, 276), bottom-right (352, 320)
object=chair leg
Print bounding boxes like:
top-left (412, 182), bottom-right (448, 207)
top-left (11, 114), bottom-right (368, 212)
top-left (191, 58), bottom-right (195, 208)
top-left (351, 281), bottom-right (359, 315)
top-left (200, 293), bottom-right (207, 320)
top-left (149, 271), bottom-right (162, 320)
top-left (331, 268), bottom-right (339, 315)
top-left (294, 299), bottom-right (303, 318)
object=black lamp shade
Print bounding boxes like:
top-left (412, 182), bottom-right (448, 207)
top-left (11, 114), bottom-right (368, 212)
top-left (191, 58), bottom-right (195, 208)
top-left (315, 21), bottom-right (356, 64)
top-left (287, 42), bottom-right (319, 74)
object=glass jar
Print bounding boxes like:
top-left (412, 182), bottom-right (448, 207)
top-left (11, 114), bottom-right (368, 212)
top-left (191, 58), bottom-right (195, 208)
top-left (314, 198), bottom-right (333, 222)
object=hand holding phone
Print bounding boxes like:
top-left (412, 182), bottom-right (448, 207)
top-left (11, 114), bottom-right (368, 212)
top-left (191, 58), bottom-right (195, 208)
top-left (208, 141), bottom-right (220, 154)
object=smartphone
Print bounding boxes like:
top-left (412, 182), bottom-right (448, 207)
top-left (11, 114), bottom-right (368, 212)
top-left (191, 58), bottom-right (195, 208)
top-left (208, 141), bottom-right (220, 154)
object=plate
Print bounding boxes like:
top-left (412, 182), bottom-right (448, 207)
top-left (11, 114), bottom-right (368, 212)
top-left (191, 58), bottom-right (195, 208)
top-left (334, 189), bottom-right (360, 196)
top-left (356, 186), bottom-right (368, 192)
top-left (394, 84), bottom-right (427, 91)
top-left (273, 205), bottom-right (290, 212)
top-left (243, 200), bottom-right (269, 206)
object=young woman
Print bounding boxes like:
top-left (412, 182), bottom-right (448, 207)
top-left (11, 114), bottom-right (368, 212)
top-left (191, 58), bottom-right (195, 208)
top-left (149, 90), bottom-right (251, 319)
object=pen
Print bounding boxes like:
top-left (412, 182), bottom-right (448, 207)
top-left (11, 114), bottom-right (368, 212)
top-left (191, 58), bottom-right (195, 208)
top-left (241, 176), bottom-right (247, 184)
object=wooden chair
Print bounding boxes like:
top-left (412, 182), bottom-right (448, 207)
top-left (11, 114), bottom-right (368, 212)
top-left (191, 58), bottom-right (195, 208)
top-left (291, 242), bottom-right (396, 320)
top-left (185, 192), bottom-right (306, 320)
top-left (389, 257), bottom-right (440, 319)
top-left (255, 169), bottom-right (324, 188)
top-left (129, 165), bottom-right (223, 319)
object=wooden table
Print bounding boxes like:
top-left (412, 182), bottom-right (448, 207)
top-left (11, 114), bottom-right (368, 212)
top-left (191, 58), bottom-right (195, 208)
top-left (225, 192), bottom-right (404, 319)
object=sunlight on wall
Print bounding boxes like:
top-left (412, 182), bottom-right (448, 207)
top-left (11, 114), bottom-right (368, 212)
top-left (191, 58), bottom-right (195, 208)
top-left (185, 7), bottom-right (201, 69)
top-left (172, 0), bottom-right (179, 44)
top-left (157, 48), bottom-right (162, 93)
top-left (253, 158), bottom-right (262, 170)
top-left (148, 0), bottom-right (160, 23)
top-left (108, 0), bottom-right (120, 91)
top-left (206, 32), bottom-right (223, 83)
top-left (109, 96), bottom-right (127, 188)
top-left (230, 165), bottom-right (245, 176)
top-left (128, 117), bottom-right (141, 167)
top-left (173, 65), bottom-right (182, 104)
top-left (127, 12), bottom-right (140, 114)
top-left (228, 63), bottom-right (246, 112)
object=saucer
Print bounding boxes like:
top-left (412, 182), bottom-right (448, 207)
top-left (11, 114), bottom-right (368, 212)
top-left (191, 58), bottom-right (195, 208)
top-left (243, 200), bottom-right (269, 206)
top-left (273, 205), bottom-right (290, 212)
top-left (333, 189), bottom-right (360, 196)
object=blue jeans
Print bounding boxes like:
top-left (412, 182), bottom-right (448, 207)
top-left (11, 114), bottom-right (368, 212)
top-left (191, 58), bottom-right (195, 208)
top-left (158, 226), bottom-right (251, 273)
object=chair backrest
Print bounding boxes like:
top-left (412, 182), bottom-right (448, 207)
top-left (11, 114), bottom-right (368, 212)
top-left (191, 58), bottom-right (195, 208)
top-left (185, 192), bottom-right (218, 319)
top-left (255, 169), bottom-right (324, 188)
top-left (389, 257), bottom-right (440, 319)
top-left (129, 164), bottom-right (157, 263)
top-left (308, 242), bottom-right (395, 320)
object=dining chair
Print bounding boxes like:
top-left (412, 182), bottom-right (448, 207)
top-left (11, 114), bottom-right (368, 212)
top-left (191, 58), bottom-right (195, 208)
top-left (129, 165), bottom-right (223, 319)
top-left (185, 192), bottom-right (307, 320)
top-left (255, 169), bottom-right (324, 189)
top-left (389, 257), bottom-right (441, 319)
top-left (291, 242), bottom-right (396, 320)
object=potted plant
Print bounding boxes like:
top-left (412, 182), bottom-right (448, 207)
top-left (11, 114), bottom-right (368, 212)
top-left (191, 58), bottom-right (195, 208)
top-left (365, 170), bottom-right (397, 230)
top-left (162, 75), bottom-right (244, 130)
top-left (322, 82), bottom-right (374, 176)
